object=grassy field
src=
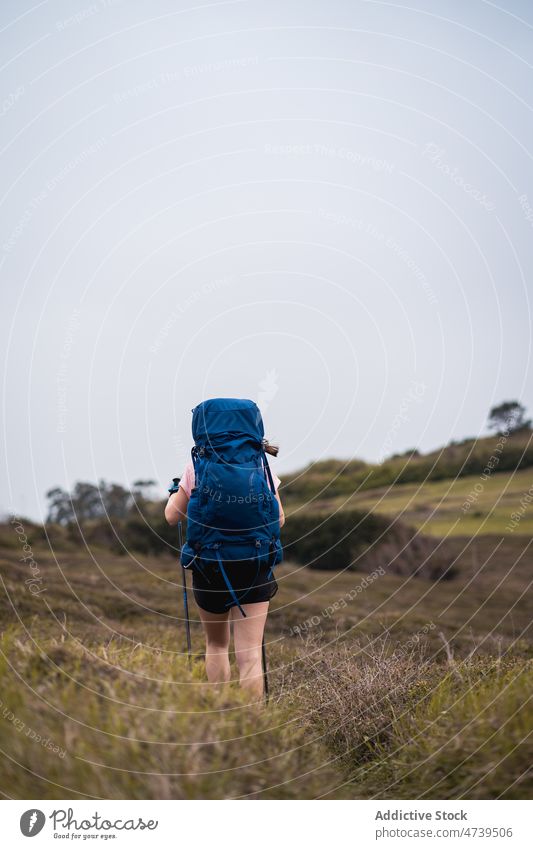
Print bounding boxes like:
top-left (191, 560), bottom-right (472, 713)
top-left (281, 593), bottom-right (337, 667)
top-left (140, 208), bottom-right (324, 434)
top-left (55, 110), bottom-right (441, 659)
top-left (290, 467), bottom-right (533, 538)
top-left (0, 519), bottom-right (531, 799)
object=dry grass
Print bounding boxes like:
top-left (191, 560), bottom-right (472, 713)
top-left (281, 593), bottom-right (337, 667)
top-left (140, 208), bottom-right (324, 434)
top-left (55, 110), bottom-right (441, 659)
top-left (0, 625), bottom-right (343, 800)
top-left (279, 634), bottom-right (533, 799)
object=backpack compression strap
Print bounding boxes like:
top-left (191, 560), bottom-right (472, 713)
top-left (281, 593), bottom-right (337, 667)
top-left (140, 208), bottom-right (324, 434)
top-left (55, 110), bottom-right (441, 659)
top-left (215, 550), bottom-right (247, 618)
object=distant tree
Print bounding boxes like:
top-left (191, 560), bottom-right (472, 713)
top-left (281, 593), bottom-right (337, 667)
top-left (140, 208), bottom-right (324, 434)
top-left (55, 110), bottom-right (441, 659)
top-left (130, 479), bottom-right (157, 515)
top-left (71, 481), bottom-right (105, 521)
top-left (488, 401), bottom-right (531, 435)
top-left (99, 480), bottom-right (131, 518)
top-left (390, 448), bottom-right (420, 460)
top-left (45, 487), bottom-right (74, 525)
top-left (132, 479), bottom-right (157, 499)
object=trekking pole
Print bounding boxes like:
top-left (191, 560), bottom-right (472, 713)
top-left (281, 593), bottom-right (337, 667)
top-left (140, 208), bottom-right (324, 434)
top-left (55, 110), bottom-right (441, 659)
top-left (261, 636), bottom-right (269, 704)
top-left (178, 519), bottom-right (192, 668)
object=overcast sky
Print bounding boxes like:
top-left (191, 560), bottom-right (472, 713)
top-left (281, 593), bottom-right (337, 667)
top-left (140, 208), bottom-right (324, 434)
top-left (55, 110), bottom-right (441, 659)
top-left (1, 0), bottom-right (532, 522)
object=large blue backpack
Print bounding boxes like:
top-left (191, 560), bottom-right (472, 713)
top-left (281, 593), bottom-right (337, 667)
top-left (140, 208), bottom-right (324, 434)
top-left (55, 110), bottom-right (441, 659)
top-left (180, 398), bottom-right (283, 614)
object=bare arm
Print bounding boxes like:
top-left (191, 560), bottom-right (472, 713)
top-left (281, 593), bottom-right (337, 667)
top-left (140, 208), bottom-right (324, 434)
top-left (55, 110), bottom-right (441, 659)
top-left (164, 487), bottom-right (189, 526)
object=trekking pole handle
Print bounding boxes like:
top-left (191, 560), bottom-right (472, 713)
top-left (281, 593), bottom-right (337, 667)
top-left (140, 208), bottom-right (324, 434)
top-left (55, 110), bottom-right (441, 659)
top-left (168, 477), bottom-right (181, 495)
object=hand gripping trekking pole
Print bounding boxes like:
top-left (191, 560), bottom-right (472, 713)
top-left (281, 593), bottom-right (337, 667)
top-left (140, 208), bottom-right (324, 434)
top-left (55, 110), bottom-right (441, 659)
top-left (178, 519), bottom-right (192, 668)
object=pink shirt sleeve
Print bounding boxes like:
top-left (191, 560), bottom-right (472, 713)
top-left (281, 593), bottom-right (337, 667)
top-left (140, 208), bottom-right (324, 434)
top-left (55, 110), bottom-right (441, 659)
top-left (178, 461), bottom-right (196, 498)
top-left (178, 460), bottom-right (281, 497)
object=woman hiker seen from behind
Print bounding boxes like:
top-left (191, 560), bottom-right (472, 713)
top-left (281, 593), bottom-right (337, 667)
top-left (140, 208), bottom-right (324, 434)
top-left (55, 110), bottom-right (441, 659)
top-left (165, 398), bottom-right (285, 700)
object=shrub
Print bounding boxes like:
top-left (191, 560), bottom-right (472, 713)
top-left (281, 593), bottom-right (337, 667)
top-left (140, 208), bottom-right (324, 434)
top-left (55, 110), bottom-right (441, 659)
top-left (282, 509), bottom-right (390, 570)
top-left (282, 509), bottom-right (456, 579)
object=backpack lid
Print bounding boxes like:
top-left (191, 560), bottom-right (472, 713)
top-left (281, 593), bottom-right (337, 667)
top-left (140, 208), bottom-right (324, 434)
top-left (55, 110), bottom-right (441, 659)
top-left (191, 398), bottom-right (264, 447)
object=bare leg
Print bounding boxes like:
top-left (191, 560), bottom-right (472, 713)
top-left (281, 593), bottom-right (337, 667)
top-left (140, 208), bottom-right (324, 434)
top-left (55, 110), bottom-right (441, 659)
top-left (232, 602), bottom-right (269, 699)
top-left (197, 606), bottom-right (231, 684)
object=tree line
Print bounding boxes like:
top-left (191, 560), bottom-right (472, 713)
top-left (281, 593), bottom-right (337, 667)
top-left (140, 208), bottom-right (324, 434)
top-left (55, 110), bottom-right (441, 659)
top-left (46, 479), bottom-right (157, 525)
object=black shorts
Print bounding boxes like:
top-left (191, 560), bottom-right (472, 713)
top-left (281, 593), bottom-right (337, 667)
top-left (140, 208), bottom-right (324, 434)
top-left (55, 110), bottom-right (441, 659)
top-left (190, 558), bottom-right (278, 614)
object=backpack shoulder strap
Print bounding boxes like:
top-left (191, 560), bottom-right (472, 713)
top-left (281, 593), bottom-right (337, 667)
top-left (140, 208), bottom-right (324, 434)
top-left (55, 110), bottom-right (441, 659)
top-left (261, 449), bottom-right (276, 495)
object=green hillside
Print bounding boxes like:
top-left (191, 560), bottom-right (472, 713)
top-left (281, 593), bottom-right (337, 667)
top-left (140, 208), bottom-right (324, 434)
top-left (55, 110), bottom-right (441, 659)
top-left (293, 467), bottom-right (533, 538)
top-left (282, 430), bottom-right (533, 538)
top-left (282, 428), bottom-right (533, 505)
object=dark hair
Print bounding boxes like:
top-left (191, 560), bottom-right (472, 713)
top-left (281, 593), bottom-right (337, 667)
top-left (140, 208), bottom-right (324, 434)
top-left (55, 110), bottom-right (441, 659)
top-left (262, 439), bottom-right (279, 457)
